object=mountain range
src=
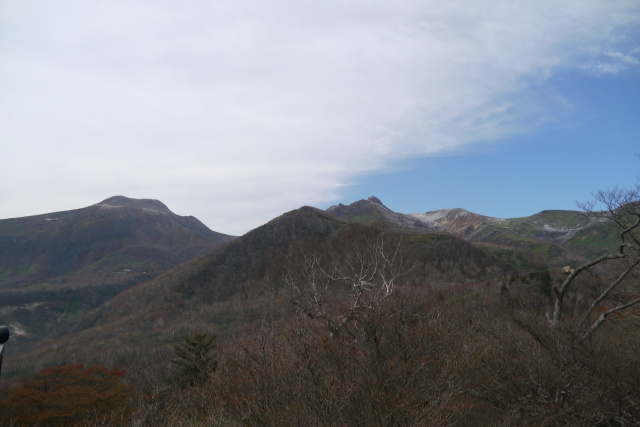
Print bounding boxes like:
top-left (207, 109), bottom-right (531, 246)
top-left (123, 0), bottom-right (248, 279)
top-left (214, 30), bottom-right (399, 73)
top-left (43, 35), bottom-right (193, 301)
top-left (0, 195), bottom-right (619, 372)
top-left (328, 196), bottom-right (617, 260)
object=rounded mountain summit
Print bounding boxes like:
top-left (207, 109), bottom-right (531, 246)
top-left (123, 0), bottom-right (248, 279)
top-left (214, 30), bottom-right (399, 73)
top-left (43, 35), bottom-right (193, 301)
top-left (0, 196), bottom-right (234, 290)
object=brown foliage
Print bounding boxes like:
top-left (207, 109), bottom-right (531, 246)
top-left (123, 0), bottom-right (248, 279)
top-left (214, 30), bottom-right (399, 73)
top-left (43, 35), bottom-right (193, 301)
top-left (0, 364), bottom-right (132, 426)
top-left (128, 289), bottom-right (475, 426)
top-left (6, 285), bottom-right (639, 426)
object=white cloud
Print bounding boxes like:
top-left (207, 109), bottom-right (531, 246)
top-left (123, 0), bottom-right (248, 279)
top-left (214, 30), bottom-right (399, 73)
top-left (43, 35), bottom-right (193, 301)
top-left (1, 0), bottom-right (639, 234)
top-left (582, 49), bottom-right (640, 74)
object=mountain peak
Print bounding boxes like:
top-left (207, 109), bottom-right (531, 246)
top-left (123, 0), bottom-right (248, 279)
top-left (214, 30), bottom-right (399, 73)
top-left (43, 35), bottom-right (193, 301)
top-left (96, 196), bottom-right (171, 213)
top-left (367, 196), bottom-right (383, 205)
top-left (326, 196), bottom-right (389, 216)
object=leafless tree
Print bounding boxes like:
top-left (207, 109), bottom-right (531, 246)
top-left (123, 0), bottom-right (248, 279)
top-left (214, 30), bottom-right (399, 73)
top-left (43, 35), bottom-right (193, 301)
top-left (549, 180), bottom-right (640, 340)
top-left (282, 227), bottom-right (411, 336)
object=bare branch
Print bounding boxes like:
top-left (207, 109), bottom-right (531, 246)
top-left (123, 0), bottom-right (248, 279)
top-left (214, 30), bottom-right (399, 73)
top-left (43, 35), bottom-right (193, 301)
top-left (580, 258), bottom-right (640, 325)
top-left (581, 296), bottom-right (640, 341)
top-left (282, 228), bottom-right (411, 336)
top-left (549, 251), bottom-right (627, 328)
top-left (548, 210), bottom-right (640, 328)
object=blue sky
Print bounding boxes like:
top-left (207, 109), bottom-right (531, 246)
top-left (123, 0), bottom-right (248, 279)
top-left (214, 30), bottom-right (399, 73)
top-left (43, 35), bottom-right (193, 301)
top-left (1, 1), bottom-right (639, 235)
top-left (337, 72), bottom-right (640, 217)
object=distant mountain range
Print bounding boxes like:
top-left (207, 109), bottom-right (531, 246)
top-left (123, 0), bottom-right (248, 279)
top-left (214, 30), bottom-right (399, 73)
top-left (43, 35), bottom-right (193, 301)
top-left (0, 195), bottom-right (620, 372)
top-left (327, 196), bottom-right (618, 261)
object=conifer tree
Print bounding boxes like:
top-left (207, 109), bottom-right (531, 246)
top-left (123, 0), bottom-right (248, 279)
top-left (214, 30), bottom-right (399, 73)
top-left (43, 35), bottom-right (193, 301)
top-left (171, 332), bottom-right (218, 388)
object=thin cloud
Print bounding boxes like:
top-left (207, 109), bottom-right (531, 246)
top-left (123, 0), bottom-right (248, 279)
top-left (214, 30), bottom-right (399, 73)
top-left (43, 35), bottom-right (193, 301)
top-left (1, 0), bottom-right (639, 234)
top-left (583, 50), bottom-right (640, 75)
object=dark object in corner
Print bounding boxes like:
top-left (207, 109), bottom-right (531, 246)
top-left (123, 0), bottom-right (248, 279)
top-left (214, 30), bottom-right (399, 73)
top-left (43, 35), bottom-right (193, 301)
top-left (0, 325), bottom-right (10, 377)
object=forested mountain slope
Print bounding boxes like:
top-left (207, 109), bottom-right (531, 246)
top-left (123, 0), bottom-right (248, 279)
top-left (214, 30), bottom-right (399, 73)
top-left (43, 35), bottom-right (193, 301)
top-left (7, 205), bottom-right (518, 371)
top-left (0, 195), bottom-right (232, 289)
top-left (0, 196), bottom-right (233, 345)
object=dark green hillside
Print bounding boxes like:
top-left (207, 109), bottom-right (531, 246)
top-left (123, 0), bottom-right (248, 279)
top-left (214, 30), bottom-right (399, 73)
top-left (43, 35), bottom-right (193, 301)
top-left (499, 209), bottom-right (619, 258)
top-left (404, 233), bottom-right (515, 283)
top-left (77, 206), bottom-right (512, 330)
top-left (326, 196), bottom-right (388, 223)
top-left (0, 196), bottom-right (233, 345)
top-left (501, 210), bottom-right (595, 244)
top-left (563, 221), bottom-right (621, 258)
top-left (0, 196), bottom-right (232, 289)
top-left (58, 207), bottom-right (353, 340)
top-left (485, 210), bottom-right (616, 261)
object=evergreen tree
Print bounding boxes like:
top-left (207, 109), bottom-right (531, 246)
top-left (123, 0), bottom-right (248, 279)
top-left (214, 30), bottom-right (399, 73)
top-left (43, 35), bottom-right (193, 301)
top-left (171, 332), bottom-right (218, 388)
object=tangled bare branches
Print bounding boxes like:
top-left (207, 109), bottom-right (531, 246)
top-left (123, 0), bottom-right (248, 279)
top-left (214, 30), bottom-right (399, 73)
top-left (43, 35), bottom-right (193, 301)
top-left (550, 182), bottom-right (640, 340)
top-left (282, 227), bottom-right (411, 335)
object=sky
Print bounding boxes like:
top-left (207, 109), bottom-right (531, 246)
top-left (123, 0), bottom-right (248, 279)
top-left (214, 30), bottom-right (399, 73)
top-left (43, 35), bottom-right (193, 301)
top-left (1, 1), bottom-right (639, 235)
